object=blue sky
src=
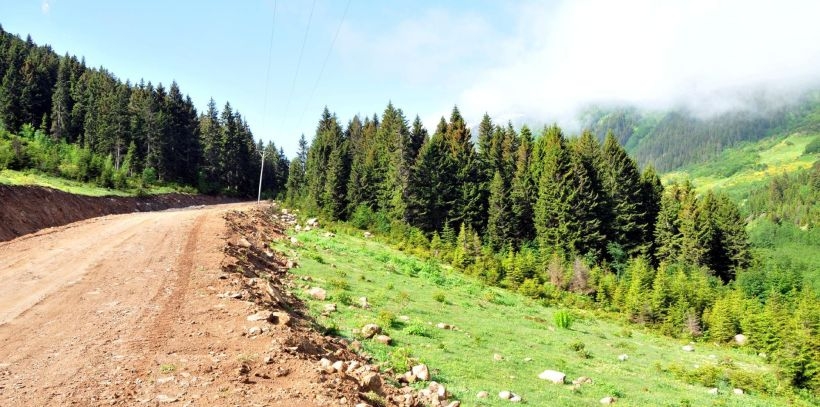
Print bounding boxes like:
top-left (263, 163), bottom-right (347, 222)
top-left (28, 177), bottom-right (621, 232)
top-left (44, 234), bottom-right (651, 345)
top-left (2, 0), bottom-right (820, 156)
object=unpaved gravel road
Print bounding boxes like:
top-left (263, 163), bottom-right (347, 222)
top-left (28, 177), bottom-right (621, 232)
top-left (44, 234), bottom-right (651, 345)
top-left (0, 202), bottom-right (319, 406)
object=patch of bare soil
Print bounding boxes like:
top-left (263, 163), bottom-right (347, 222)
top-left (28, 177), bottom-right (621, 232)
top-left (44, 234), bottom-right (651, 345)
top-left (0, 184), bottom-right (236, 242)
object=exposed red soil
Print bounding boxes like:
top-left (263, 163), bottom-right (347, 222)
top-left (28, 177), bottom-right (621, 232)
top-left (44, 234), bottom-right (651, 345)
top-left (0, 184), bottom-right (237, 242)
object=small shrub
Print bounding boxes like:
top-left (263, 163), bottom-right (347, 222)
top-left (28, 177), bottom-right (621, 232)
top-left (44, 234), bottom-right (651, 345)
top-left (554, 309), bottom-right (573, 329)
top-left (377, 310), bottom-right (397, 328)
top-left (569, 340), bottom-right (586, 352)
top-left (336, 291), bottom-right (352, 306)
top-left (404, 323), bottom-right (432, 338)
top-left (159, 363), bottom-right (176, 373)
top-left (432, 291), bottom-right (447, 303)
top-left (388, 347), bottom-right (415, 373)
top-left (328, 278), bottom-right (349, 290)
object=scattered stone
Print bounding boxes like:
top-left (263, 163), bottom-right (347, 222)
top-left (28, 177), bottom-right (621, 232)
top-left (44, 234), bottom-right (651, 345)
top-left (307, 218), bottom-right (319, 227)
top-left (359, 371), bottom-right (382, 391)
top-left (493, 353), bottom-right (504, 361)
top-left (538, 369), bottom-right (566, 384)
top-left (523, 357), bottom-right (532, 362)
top-left (398, 315), bottom-right (411, 322)
top-left (476, 391), bottom-right (489, 399)
top-left (156, 376), bottom-right (175, 385)
top-left (510, 394), bottom-right (522, 402)
top-left (445, 402), bottom-right (461, 407)
top-left (734, 334), bottom-right (748, 346)
top-left (682, 345), bottom-right (695, 352)
top-left (285, 259), bottom-right (296, 269)
top-left (264, 355), bottom-right (273, 364)
top-left (247, 326), bottom-right (262, 336)
top-left (332, 360), bottom-right (345, 373)
top-left (412, 364), bottom-right (430, 381)
top-left (375, 335), bottom-right (392, 345)
top-left (361, 324), bottom-right (382, 339)
top-left (307, 287), bottom-right (327, 300)
top-left (436, 322), bottom-right (452, 330)
top-left (319, 358), bottom-right (332, 369)
top-left (323, 303), bottom-right (337, 313)
top-left (271, 311), bottom-right (291, 326)
top-left (618, 354), bottom-right (629, 361)
top-left (363, 231), bottom-right (373, 238)
top-left (294, 224), bottom-right (302, 232)
top-left (350, 340), bottom-right (362, 351)
top-left (498, 391), bottom-right (512, 400)
top-left (238, 364), bottom-right (251, 375)
top-left (708, 387), bottom-right (719, 395)
top-left (237, 237), bottom-right (252, 248)
top-left (359, 297), bottom-right (370, 309)
top-left (346, 361), bottom-right (361, 374)
top-left (323, 232), bottom-right (336, 238)
top-left (600, 396), bottom-right (617, 405)
top-left (246, 310), bottom-right (274, 322)
top-left (290, 236), bottom-right (299, 245)
top-left (156, 394), bottom-right (177, 403)
top-left (572, 376), bottom-right (592, 385)
top-left (733, 388), bottom-right (744, 395)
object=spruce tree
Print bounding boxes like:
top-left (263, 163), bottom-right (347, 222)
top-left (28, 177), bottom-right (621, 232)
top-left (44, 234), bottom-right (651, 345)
top-left (600, 132), bottom-right (647, 258)
top-left (486, 170), bottom-right (512, 250)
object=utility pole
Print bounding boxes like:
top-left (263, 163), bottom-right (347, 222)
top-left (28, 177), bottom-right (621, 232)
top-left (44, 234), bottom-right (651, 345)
top-left (257, 147), bottom-right (266, 203)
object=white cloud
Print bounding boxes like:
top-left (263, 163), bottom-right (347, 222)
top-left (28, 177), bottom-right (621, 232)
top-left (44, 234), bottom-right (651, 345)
top-left (458, 0), bottom-right (820, 127)
top-left (41, 0), bottom-right (51, 14)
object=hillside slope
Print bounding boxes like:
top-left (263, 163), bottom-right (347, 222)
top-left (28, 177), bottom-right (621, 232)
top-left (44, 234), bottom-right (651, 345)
top-left (581, 91), bottom-right (820, 171)
top-left (275, 222), bottom-right (811, 407)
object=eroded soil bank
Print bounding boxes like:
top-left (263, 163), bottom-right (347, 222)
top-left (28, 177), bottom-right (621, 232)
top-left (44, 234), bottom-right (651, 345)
top-left (0, 184), bottom-right (236, 241)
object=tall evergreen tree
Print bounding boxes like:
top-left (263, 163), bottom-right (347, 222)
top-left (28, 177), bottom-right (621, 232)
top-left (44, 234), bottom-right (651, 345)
top-left (510, 125), bottom-right (535, 246)
top-left (600, 132), bottom-right (648, 257)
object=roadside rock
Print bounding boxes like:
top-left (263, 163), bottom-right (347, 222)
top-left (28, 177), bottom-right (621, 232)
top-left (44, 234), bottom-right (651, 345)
top-left (538, 369), bottom-right (566, 384)
top-left (361, 324), bottom-right (382, 339)
top-left (374, 335), bottom-right (392, 345)
top-left (246, 310), bottom-right (274, 322)
top-left (600, 396), bottom-right (617, 404)
top-left (307, 287), bottom-right (327, 300)
top-left (411, 364), bottom-right (430, 381)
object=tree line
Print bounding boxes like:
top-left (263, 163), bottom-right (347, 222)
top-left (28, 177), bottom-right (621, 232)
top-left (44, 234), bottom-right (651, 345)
top-left (0, 26), bottom-right (287, 196)
top-left (289, 103), bottom-right (818, 395)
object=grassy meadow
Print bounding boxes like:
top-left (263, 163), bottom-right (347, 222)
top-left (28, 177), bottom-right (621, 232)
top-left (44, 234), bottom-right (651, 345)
top-left (0, 168), bottom-right (192, 197)
top-left (663, 132), bottom-right (818, 200)
top-left (273, 226), bottom-right (809, 407)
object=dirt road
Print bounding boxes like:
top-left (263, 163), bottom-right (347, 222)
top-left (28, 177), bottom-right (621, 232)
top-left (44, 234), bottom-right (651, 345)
top-left (0, 203), bottom-right (336, 406)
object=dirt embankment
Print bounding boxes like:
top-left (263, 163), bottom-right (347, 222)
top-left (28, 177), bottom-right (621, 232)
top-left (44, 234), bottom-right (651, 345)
top-left (0, 184), bottom-right (237, 242)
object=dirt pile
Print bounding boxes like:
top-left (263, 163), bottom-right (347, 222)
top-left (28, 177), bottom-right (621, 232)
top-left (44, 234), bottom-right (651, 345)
top-left (219, 204), bottom-right (424, 406)
top-left (0, 184), bottom-right (235, 241)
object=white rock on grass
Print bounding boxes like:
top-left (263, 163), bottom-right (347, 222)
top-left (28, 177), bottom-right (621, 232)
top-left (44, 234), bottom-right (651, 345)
top-left (618, 354), bottom-right (629, 361)
top-left (307, 287), bottom-right (327, 300)
top-left (509, 394), bottom-right (522, 402)
top-left (682, 344), bottom-right (695, 352)
top-left (600, 396), bottom-right (617, 405)
top-left (537, 369), bottom-right (566, 384)
top-left (733, 388), bottom-right (744, 395)
top-left (734, 334), bottom-right (748, 346)
top-left (411, 364), bottom-right (430, 381)
top-left (708, 387), bottom-right (719, 395)
top-left (476, 391), bottom-right (489, 399)
top-left (361, 324), bottom-right (381, 339)
top-left (498, 390), bottom-right (512, 400)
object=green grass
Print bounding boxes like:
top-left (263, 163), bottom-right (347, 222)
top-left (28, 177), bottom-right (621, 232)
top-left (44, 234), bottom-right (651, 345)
top-left (0, 168), bottom-right (186, 197)
top-left (663, 132), bottom-right (818, 200)
top-left (274, 227), bottom-right (808, 407)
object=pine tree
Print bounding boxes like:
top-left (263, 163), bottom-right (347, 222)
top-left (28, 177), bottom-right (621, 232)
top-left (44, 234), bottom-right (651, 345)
top-left (406, 132), bottom-right (458, 233)
top-left (533, 124), bottom-right (573, 257)
top-left (49, 55), bottom-right (72, 140)
top-left (639, 165), bottom-right (664, 262)
top-left (486, 170), bottom-right (513, 250)
top-left (198, 98), bottom-right (222, 193)
top-left (510, 125), bottom-right (535, 246)
top-left (600, 132), bottom-right (647, 258)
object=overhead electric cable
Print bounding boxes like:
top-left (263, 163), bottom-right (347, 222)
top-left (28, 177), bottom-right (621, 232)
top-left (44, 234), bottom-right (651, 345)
top-left (280, 0), bottom-right (317, 130)
top-left (298, 0), bottom-right (352, 127)
top-left (260, 0), bottom-right (278, 130)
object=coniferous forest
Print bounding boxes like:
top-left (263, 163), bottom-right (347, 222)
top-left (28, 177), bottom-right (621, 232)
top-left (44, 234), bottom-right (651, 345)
top-left (289, 103), bottom-right (819, 395)
top-left (0, 26), bottom-right (288, 196)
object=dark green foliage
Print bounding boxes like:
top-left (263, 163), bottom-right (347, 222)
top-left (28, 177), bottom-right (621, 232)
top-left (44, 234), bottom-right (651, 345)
top-left (0, 30), bottom-right (270, 196)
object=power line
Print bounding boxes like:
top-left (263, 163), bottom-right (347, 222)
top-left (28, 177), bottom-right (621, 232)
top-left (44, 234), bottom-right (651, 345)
top-left (298, 0), bottom-right (352, 127)
top-left (260, 0), bottom-right (277, 131)
top-left (279, 0), bottom-right (317, 131)
top-left (258, 0), bottom-right (276, 203)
